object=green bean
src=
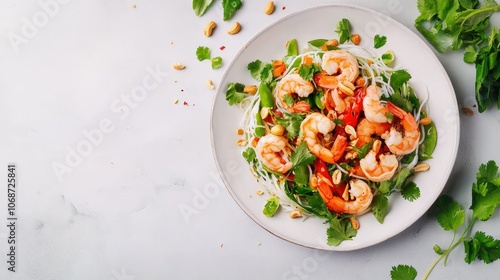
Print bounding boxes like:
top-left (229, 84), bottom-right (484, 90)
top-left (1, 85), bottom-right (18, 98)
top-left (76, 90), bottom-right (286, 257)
top-left (259, 82), bottom-right (274, 108)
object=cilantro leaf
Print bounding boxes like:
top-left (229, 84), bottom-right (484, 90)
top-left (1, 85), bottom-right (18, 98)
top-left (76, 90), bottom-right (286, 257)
top-left (192, 0), bottom-right (215, 16)
top-left (335, 18), bottom-right (351, 44)
top-left (293, 165), bottom-right (309, 187)
top-left (470, 185), bottom-right (500, 221)
top-left (222, 0), bottom-right (242, 21)
top-left (282, 94), bottom-right (294, 106)
top-left (477, 160), bottom-right (500, 184)
top-left (263, 196), bottom-right (280, 217)
top-left (374, 34), bottom-right (387, 49)
top-left (390, 265), bottom-right (417, 280)
top-left (291, 141), bottom-right (316, 167)
top-left (435, 195), bottom-right (465, 232)
top-left (196, 46), bottom-right (211, 61)
top-left (390, 69), bottom-right (412, 91)
top-left (401, 182), bottom-right (420, 202)
top-left (275, 113), bottom-right (304, 140)
top-left (326, 216), bottom-right (357, 246)
top-left (247, 60), bottom-right (273, 83)
top-left (211, 56), bottom-right (223, 69)
top-left (371, 194), bottom-right (389, 223)
top-left (298, 63), bottom-right (321, 81)
top-left (465, 231), bottom-right (500, 264)
top-left (225, 82), bottom-right (246, 105)
top-left (242, 147), bottom-right (255, 163)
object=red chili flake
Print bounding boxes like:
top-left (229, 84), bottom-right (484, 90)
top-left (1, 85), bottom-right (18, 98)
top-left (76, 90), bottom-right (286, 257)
top-left (181, 89), bottom-right (184, 92)
top-left (282, 6), bottom-right (286, 10)
top-left (183, 101), bottom-right (189, 106)
top-left (220, 46), bottom-right (226, 50)
top-left (473, 104), bottom-right (477, 107)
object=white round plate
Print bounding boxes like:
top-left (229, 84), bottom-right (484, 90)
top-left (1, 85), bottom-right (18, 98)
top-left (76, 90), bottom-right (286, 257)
top-left (210, 4), bottom-right (459, 251)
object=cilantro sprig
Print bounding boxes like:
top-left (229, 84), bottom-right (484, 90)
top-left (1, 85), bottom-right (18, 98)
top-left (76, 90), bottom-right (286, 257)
top-left (414, 0), bottom-right (500, 112)
top-left (192, 0), bottom-right (242, 21)
top-left (391, 160), bottom-right (500, 280)
top-left (196, 46), bottom-right (224, 70)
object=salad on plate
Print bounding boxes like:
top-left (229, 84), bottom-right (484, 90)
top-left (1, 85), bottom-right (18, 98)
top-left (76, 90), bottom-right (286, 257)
top-left (224, 18), bottom-right (438, 246)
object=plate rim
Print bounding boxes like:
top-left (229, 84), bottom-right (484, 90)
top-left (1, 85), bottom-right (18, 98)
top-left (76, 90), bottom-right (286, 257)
top-left (210, 3), bottom-right (460, 251)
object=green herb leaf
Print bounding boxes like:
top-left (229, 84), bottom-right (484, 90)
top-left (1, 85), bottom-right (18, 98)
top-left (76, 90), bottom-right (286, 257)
top-left (465, 231), bottom-right (500, 264)
top-left (390, 265), bottom-right (417, 280)
top-left (283, 94), bottom-right (294, 106)
top-left (371, 194), bottom-right (389, 223)
top-left (275, 113), bottom-right (304, 140)
top-left (374, 34), bottom-right (387, 48)
top-left (335, 18), bottom-right (351, 44)
top-left (291, 141), bottom-right (316, 167)
top-left (263, 196), bottom-right (280, 217)
top-left (401, 182), bottom-right (421, 202)
top-left (293, 165), bottom-right (309, 187)
top-left (435, 195), bottom-right (465, 232)
top-left (225, 82), bottom-right (246, 105)
top-left (298, 63), bottom-right (321, 81)
top-left (222, 0), bottom-right (242, 21)
top-left (242, 147), bottom-right (255, 163)
top-left (196, 46), bottom-right (211, 61)
top-left (192, 0), bottom-right (215, 16)
top-left (247, 60), bottom-right (273, 83)
top-left (211, 56), bottom-right (223, 69)
top-left (390, 69), bottom-right (412, 91)
top-left (327, 216), bottom-right (357, 246)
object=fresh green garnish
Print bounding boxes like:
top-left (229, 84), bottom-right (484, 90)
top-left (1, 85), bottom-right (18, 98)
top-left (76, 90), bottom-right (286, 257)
top-left (414, 0), bottom-right (500, 112)
top-left (211, 56), bottom-right (223, 69)
top-left (225, 82), bottom-right (246, 105)
top-left (222, 0), bottom-right (242, 21)
top-left (192, 0), bottom-right (242, 21)
top-left (275, 113), bottom-right (304, 140)
top-left (192, 0), bottom-right (215, 16)
top-left (297, 63), bottom-right (321, 81)
top-left (473, 26), bottom-right (500, 112)
top-left (247, 60), bottom-right (273, 83)
top-left (392, 160), bottom-right (500, 280)
top-left (263, 196), bottom-right (280, 217)
top-left (196, 46), bottom-right (211, 61)
top-left (335, 18), bottom-right (351, 44)
top-left (389, 69), bottom-right (412, 91)
top-left (327, 215), bottom-right (357, 246)
top-left (371, 194), bottom-right (389, 223)
top-left (242, 147), bottom-right (255, 163)
top-left (390, 265), bottom-right (417, 280)
top-left (374, 34), bottom-right (387, 48)
top-left (291, 141), bottom-right (316, 168)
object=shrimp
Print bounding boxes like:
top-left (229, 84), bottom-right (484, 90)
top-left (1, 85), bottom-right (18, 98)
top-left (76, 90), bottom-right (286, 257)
top-left (314, 50), bottom-right (359, 89)
top-left (312, 174), bottom-right (373, 214)
top-left (255, 134), bottom-right (293, 174)
top-left (276, 73), bottom-right (314, 113)
top-left (359, 142), bottom-right (398, 182)
top-left (363, 84), bottom-right (390, 123)
top-left (322, 88), bottom-right (346, 114)
top-left (356, 118), bottom-right (391, 146)
top-left (300, 113), bottom-right (347, 163)
top-left (383, 102), bottom-right (420, 155)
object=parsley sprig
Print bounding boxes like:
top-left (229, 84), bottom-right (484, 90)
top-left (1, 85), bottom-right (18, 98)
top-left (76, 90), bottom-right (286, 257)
top-left (391, 160), bottom-right (500, 280)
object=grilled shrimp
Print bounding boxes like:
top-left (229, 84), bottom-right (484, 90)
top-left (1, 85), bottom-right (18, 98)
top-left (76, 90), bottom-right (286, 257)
top-left (312, 174), bottom-right (373, 214)
top-left (383, 102), bottom-right (420, 155)
top-left (276, 73), bottom-right (314, 113)
top-left (314, 50), bottom-right (359, 89)
top-left (359, 140), bottom-right (398, 182)
top-left (363, 84), bottom-right (390, 123)
top-left (255, 134), bottom-right (293, 174)
top-left (300, 113), bottom-right (347, 164)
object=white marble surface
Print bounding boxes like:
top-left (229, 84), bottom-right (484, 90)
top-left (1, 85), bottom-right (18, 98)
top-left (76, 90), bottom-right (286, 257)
top-left (0, 0), bottom-right (499, 279)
